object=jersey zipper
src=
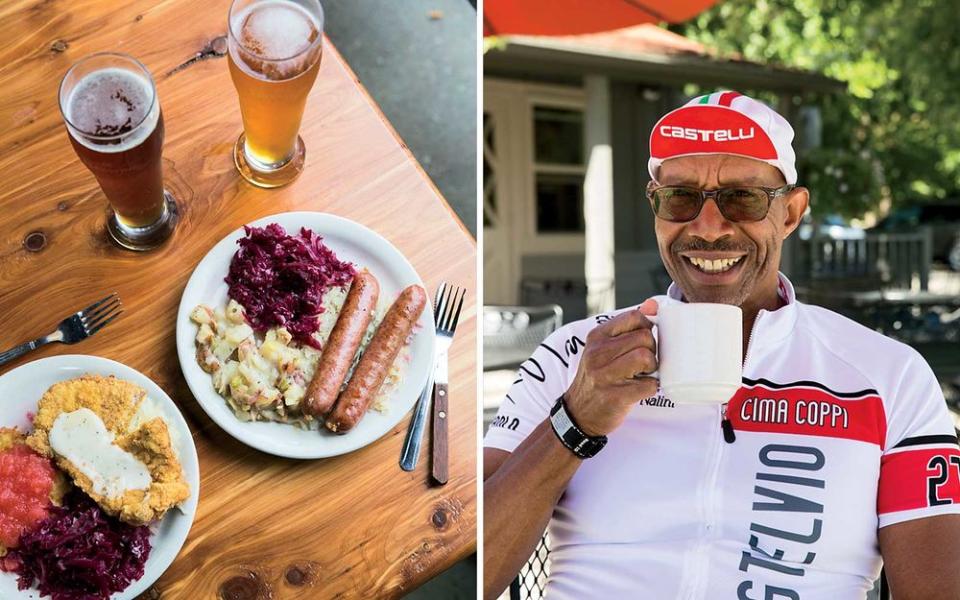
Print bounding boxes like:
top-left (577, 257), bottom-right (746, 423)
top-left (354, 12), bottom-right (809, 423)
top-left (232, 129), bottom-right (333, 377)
top-left (720, 311), bottom-right (764, 444)
top-left (692, 314), bottom-right (766, 596)
top-left (683, 402), bottom-right (729, 600)
top-left (721, 404), bottom-right (736, 443)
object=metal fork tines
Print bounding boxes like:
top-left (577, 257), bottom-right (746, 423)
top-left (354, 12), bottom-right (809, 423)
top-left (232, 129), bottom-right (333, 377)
top-left (0, 293), bottom-right (123, 367)
top-left (432, 282), bottom-right (466, 376)
top-left (400, 282), bottom-right (467, 473)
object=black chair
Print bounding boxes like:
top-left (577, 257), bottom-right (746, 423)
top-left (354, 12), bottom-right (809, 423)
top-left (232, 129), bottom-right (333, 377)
top-left (509, 535), bottom-right (550, 600)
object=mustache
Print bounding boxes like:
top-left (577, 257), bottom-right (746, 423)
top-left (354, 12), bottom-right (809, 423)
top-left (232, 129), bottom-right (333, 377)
top-left (671, 238), bottom-right (752, 254)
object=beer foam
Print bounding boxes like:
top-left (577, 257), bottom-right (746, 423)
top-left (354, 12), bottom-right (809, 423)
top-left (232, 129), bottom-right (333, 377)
top-left (238, 1), bottom-right (319, 60)
top-left (66, 68), bottom-right (159, 153)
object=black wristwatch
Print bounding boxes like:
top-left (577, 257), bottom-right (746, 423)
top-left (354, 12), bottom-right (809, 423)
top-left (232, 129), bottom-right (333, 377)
top-left (550, 396), bottom-right (608, 459)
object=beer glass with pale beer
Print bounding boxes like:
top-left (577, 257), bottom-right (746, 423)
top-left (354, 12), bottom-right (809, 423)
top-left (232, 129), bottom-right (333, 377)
top-left (58, 53), bottom-right (177, 251)
top-left (228, 0), bottom-right (324, 188)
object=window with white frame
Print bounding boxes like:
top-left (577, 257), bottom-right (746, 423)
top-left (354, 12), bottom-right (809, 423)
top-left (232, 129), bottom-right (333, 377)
top-left (532, 105), bottom-right (586, 234)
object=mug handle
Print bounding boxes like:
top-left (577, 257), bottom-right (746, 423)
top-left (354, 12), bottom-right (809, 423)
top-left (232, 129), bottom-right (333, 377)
top-left (636, 309), bottom-right (660, 381)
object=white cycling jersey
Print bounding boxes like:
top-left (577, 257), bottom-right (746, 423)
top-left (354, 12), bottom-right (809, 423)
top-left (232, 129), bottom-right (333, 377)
top-left (484, 273), bottom-right (960, 600)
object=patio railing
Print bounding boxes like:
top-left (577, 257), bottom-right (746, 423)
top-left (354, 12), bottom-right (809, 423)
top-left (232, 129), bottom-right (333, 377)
top-left (794, 227), bottom-right (933, 291)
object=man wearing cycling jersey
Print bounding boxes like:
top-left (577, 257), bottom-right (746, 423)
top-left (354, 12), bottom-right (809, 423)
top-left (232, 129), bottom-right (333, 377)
top-left (484, 91), bottom-right (960, 599)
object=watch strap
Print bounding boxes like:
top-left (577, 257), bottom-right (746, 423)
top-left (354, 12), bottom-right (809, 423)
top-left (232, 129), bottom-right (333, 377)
top-left (550, 396), bottom-right (608, 458)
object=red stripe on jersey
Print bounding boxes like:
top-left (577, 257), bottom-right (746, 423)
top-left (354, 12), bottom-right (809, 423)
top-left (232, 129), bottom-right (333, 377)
top-left (728, 386), bottom-right (887, 447)
top-left (650, 106), bottom-right (778, 161)
top-left (718, 91), bottom-right (742, 106)
top-left (878, 446), bottom-right (960, 514)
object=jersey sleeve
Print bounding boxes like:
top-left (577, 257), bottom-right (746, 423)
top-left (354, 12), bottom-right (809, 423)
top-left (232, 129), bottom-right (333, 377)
top-left (877, 349), bottom-right (960, 528)
top-left (483, 326), bottom-right (581, 454)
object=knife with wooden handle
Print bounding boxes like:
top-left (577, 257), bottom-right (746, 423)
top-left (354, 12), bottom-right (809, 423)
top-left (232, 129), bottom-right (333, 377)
top-left (430, 330), bottom-right (451, 485)
top-left (431, 377), bottom-right (449, 485)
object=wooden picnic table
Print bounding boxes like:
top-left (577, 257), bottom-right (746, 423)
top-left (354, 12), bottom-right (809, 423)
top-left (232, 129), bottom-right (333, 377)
top-left (0, 0), bottom-right (477, 598)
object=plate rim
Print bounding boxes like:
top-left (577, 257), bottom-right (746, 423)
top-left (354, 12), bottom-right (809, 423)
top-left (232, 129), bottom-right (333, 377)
top-left (175, 211), bottom-right (436, 459)
top-left (0, 353), bottom-right (200, 600)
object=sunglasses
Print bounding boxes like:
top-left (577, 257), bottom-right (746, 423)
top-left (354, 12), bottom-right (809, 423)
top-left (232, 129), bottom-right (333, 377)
top-left (646, 183), bottom-right (796, 223)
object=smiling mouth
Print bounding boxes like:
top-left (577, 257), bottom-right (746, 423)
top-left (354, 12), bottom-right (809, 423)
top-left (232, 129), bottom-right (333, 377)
top-left (684, 256), bottom-right (744, 274)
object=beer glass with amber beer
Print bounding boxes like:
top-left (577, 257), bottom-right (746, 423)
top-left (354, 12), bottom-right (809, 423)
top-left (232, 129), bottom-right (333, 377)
top-left (228, 0), bottom-right (324, 188)
top-left (58, 53), bottom-right (178, 251)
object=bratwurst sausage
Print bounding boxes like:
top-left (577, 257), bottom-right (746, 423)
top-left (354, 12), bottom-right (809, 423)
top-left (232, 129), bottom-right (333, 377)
top-left (303, 270), bottom-right (380, 417)
top-left (325, 284), bottom-right (427, 433)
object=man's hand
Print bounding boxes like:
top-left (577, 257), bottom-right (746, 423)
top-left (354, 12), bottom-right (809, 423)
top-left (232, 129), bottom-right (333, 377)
top-left (564, 299), bottom-right (659, 436)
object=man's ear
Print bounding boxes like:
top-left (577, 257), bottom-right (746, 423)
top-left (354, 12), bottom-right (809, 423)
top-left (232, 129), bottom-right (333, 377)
top-left (781, 187), bottom-right (810, 239)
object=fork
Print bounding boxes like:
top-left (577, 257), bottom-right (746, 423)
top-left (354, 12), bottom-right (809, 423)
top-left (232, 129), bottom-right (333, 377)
top-left (431, 284), bottom-right (466, 484)
top-left (0, 293), bottom-right (123, 367)
top-left (399, 283), bottom-right (466, 479)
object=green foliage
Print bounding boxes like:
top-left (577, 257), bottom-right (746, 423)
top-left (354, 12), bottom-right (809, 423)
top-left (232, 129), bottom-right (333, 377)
top-left (483, 36), bottom-right (508, 53)
top-left (798, 147), bottom-right (880, 217)
top-left (675, 0), bottom-right (960, 218)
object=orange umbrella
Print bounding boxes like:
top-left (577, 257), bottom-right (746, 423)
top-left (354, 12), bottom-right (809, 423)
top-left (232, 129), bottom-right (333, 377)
top-left (484, 0), bottom-right (720, 36)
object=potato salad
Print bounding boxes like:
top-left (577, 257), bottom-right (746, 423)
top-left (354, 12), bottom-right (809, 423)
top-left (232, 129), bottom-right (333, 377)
top-left (191, 290), bottom-right (406, 427)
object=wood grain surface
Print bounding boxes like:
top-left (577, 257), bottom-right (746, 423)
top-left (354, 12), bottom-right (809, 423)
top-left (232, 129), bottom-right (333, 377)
top-left (0, 1), bottom-right (477, 598)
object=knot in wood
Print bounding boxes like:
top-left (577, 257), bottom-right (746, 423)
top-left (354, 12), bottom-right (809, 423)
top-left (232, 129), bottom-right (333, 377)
top-left (218, 572), bottom-right (267, 600)
top-left (23, 231), bottom-right (46, 252)
top-left (431, 507), bottom-right (448, 530)
top-left (284, 566), bottom-right (306, 586)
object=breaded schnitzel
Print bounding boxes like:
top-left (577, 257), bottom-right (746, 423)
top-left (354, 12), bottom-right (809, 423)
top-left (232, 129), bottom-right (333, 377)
top-left (27, 375), bottom-right (145, 456)
top-left (0, 428), bottom-right (21, 451)
top-left (26, 375), bottom-right (190, 525)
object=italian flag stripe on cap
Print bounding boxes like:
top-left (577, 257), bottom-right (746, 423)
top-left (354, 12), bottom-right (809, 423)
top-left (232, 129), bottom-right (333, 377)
top-left (718, 91), bottom-right (742, 106)
top-left (695, 91), bottom-right (743, 107)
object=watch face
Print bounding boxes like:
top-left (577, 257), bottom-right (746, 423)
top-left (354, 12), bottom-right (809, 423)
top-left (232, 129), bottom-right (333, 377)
top-left (551, 401), bottom-right (575, 433)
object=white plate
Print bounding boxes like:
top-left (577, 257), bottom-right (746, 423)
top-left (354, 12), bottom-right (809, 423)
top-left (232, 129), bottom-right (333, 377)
top-left (0, 355), bottom-right (200, 600)
top-left (176, 212), bottom-right (435, 459)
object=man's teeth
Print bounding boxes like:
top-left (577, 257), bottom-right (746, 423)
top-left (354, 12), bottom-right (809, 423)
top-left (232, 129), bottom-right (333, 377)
top-left (686, 256), bottom-right (743, 273)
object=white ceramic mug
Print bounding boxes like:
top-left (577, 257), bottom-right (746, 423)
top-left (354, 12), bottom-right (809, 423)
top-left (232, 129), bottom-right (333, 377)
top-left (646, 302), bottom-right (743, 404)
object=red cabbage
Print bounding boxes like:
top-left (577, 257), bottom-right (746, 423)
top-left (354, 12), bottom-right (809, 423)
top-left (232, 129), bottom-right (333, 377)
top-left (5, 491), bottom-right (152, 599)
top-left (225, 224), bottom-right (355, 349)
